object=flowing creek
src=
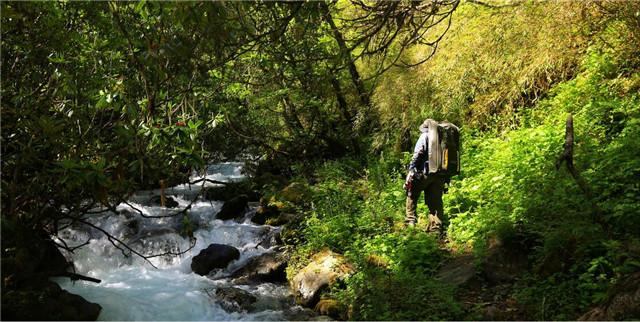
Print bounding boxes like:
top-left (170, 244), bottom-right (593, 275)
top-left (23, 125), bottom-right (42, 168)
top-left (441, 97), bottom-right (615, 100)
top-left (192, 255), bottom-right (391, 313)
top-left (54, 163), bottom-right (298, 321)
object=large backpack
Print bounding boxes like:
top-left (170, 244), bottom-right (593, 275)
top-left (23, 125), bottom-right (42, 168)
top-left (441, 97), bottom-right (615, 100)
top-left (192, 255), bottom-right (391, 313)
top-left (425, 120), bottom-right (460, 178)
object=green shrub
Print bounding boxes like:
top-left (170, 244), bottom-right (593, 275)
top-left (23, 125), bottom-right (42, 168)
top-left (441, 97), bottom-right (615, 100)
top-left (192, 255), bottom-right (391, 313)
top-left (338, 268), bottom-right (463, 321)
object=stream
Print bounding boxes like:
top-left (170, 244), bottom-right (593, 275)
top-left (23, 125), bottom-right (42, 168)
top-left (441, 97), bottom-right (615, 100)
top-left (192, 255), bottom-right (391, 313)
top-left (53, 162), bottom-right (297, 321)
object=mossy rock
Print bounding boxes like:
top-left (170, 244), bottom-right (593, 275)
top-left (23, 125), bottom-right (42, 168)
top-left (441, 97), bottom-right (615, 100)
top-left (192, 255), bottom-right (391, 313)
top-left (290, 249), bottom-right (355, 307)
top-left (279, 182), bottom-right (311, 204)
top-left (315, 298), bottom-right (347, 320)
top-left (251, 203), bottom-right (280, 225)
top-left (265, 213), bottom-right (298, 226)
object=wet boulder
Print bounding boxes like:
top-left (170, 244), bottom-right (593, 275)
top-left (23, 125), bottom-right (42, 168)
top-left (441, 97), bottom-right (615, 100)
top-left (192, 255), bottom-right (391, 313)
top-left (257, 229), bottom-right (282, 249)
top-left (148, 195), bottom-right (179, 208)
top-left (215, 286), bottom-right (257, 313)
top-left (190, 244), bottom-right (240, 275)
top-left (204, 186), bottom-right (236, 202)
top-left (1, 281), bottom-right (102, 321)
top-left (283, 307), bottom-right (317, 321)
top-left (291, 249), bottom-right (354, 307)
top-left (216, 195), bottom-right (249, 220)
top-left (230, 252), bottom-right (287, 284)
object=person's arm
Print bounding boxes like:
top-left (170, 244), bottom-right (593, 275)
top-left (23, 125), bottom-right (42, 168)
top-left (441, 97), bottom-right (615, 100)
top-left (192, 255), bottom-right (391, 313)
top-left (408, 132), bottom-right (428, 173)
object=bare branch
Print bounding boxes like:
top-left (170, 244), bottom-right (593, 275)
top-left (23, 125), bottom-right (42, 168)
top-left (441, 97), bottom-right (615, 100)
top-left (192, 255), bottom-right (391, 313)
top-left (467, 0), bottom-right (522, 9)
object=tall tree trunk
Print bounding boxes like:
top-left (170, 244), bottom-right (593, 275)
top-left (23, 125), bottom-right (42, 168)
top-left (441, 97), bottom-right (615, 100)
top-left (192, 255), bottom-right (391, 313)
top-left (330, 75), bottom-right (361, 155)
top-left (320, 2), bottom-right (370, 108)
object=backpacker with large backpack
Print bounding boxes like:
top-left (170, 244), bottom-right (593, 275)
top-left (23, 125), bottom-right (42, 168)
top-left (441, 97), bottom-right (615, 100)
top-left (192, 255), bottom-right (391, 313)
top-left (421, 119), bottom-right (461, 178)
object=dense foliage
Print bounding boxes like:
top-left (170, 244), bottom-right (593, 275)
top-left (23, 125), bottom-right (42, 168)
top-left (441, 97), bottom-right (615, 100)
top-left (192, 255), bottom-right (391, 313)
top-left (2, 0), bottom-right (639, 320)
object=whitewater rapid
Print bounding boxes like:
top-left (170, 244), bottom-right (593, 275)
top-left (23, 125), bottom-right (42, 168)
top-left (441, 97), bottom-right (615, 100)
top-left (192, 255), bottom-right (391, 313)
top-left (54, 163), bottom-right (293, 321)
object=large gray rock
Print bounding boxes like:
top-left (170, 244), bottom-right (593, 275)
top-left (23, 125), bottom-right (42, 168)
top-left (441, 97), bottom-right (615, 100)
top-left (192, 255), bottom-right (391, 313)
top-left (190, 244), bottom-right (240, 275)
top-left (216, 195), bottom-right (249, 220)
top-left (291, 250), bottom-right (354, 307)
top-left (230, 252), bottom-right (287, 284)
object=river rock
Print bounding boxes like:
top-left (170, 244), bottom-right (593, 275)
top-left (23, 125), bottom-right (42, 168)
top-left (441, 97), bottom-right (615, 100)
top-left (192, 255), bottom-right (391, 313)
top-left (204, 186), bottom-right (236, 201)
top-left (291, 249), bottom-right (354, 307)
top-left (251, 204), bottom-right (280, 225)
top-left (230, 252), bottom-right (287, 284)
top-left (579, 272), bottom-right (640, 320)
top-left (283, 307), bottom-right (317, 321)
top-left (8, 233), bottom-right (71, 282)
top-left (215, 286), bottom-right (257, 313)
top-left (216, 195), bottom-right (249, 220)
top-left (190, 244), bottom-right (240, 275)
top-left (148, 195), bottom-right (179, 208)
top-left (315, 298), bottom-right (346, 320)
top-left (1, 280), bottom-right (102, 321)
top-left (204, 182), bottom-right (260, 202)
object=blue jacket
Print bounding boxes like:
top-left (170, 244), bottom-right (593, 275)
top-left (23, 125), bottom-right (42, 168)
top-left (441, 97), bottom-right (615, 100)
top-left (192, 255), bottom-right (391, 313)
top-left (409, 132), bottom-right (429, 174)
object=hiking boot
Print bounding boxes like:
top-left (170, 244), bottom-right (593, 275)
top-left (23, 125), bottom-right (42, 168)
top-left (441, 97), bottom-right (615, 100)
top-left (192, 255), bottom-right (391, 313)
top-left (404, 214), bottom-right (417, 228)
top-left (405, 220), bottom-right (416, 228)
top-left (426, 213), bottom-right (442, 234)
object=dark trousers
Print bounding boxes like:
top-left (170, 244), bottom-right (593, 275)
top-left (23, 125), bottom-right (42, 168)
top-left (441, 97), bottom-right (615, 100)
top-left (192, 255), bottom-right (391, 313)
top-left (405, 174), bottom-right (445, 231)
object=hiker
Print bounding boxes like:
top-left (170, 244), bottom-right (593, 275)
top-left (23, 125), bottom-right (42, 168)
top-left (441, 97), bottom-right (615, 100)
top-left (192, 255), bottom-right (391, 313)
top-left (403, 119), bottom-right (460, 234)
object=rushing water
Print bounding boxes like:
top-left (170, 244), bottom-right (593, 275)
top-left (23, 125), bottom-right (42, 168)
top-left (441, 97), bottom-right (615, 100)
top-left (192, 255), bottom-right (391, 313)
top-left (54, 163), bottom-right (294, 321)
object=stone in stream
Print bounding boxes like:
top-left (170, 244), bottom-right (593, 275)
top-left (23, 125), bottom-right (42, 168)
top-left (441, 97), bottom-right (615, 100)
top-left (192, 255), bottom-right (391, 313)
top-left (283, 307), bottom-right (318, 321)
top-left (251, 204), bottom-right (280, 225)
top-left (216, 195), bottom-right (249, 220)
top-left (230, 251), bottom-right (288, 284)
top-left (291, 249), bottom-right (354, 307)
top-left (147, 195), bottom-right (179, 208)
top-left (204, 181), bottom-right (261, 202)
top-left (214, 286), bottom-right (257, 313)
top-left (190, 244), bottom-right (240, 276)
